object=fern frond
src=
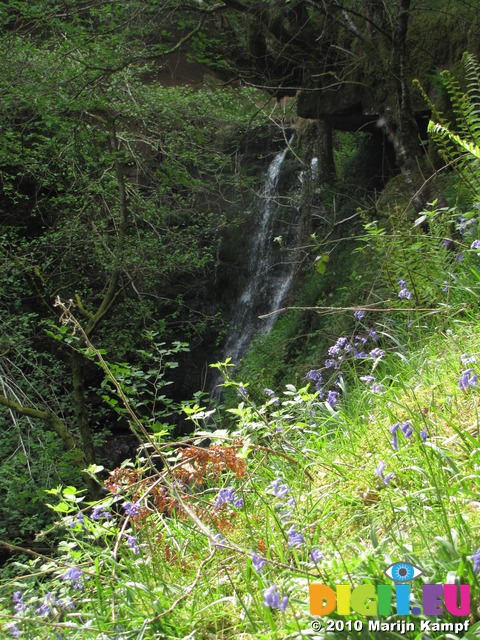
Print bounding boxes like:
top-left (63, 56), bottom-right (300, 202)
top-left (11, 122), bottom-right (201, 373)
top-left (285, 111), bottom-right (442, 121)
top-left (428, 122), bottom-right (480, 159)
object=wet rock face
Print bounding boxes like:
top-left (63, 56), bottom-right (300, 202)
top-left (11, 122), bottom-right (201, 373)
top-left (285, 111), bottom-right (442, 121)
top-left (96, 433), bottom-right (139, 469)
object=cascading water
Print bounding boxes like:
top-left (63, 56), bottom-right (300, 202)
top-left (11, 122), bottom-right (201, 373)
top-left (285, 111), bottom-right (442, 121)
top-left (220, 141), bottom-right (302, 366)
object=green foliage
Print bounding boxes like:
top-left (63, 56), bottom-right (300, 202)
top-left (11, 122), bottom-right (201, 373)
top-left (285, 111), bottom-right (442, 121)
top-left (423, 52), bottom-right (480, 197)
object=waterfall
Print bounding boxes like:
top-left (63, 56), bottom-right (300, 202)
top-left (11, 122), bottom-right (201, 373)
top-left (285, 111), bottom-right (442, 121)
top-left (220, 141), bottom-right (300, 366)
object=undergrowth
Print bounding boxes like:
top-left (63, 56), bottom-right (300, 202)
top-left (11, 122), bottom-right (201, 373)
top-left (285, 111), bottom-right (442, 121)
top-left (3, 203), bottom-right (480, 639)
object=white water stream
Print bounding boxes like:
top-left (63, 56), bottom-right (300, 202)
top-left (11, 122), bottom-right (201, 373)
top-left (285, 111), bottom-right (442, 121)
top-left (221, 142), bottom-right (300, 364)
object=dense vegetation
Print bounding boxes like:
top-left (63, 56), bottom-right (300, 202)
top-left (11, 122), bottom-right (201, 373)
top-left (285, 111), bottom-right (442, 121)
top-left (3, 1), bottom-right (480, 639)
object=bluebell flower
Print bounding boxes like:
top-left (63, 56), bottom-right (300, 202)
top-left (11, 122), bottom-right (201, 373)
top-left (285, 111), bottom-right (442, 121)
top-left (12, 591), bottom-right (27, 613)
top-left (369, 348), bottom-right (385, 359)
top-left (397, 278), bottom-right (412, 300)
top-left (215, 486), bottom-right (236, 508)
top-left (455, 252), bottom-right (464, 261)
top-left (473, 548), bottom-right (480, 574)
top-left (213, 533), bottom-right (226, 549)
top-left (326, 390), bottom-right (339, 408)
top-left (6, 625), bottom-right (21, 639)
top-left (443, 281), bottom-right (449, 292)
top-left (471, 239), bottom-right (480, 255)
top-left (70, 512), bottom-right (86, 529)
top-left (458, 217), bottom-right (474, 236)
top-left (442, 238), bottom-right (453, 248)
top-left (237, 386), bottom-right (249, 399)
top-left (360, 375), bottom-right (375, 385)
top-left (375, 461), bottom-right (394, 485)
top-left (324, 358), bottom-right (337, 369)
top-left (309, 549), bottom-right (324, 564)
top-left (306, 369), bottom-right (322, 383)
top-left (62, 566), bottom-right (84, 590)
top-left (263, 584), bottom-right (289, 611)
top-left (125, 535), bottom-right (140, 554)
top-left (122, 502), bottom-right (142, 518)
top-left (372, 382), bottom-right (383, 393)
top-left (368, 329), bottom-right (378, 341)
top-left (461, 354), bottom-right (477, 365)
top-left (288, 496), bottom-right (296, 507)
top-left (36, 593), bottom-right (53, 618)
top-left (390, 423), bottom-right (399, 450)
top-left (287, 524), bottom-right (305, 547)
top-left (459, 369), bottom-right (478, 391)
top-left (91, 506), bottom-right (112, 521)
top-left (354, 310), bottom-right (365, 321)
top-left (276, 484), bottom-right (290, 498)
top-left (400, 421), bottom-right (413, 438)
top-left (420, 429), bottom-right (427, 443)
top-left (113, 624), bottom-right (125, 640)
top-left (251, 553), bottom-right (267, 572)
top-left (269, 478), bottom-right (290, 498)
top-left (264, 388), bottom-right (280, 405)
top-left (56, 598), bottom-right (75, 611)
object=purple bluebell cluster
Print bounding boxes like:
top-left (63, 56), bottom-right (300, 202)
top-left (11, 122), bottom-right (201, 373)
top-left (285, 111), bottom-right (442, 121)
top-left (70, 512), bottom-right (86, 529)
top-left (269, 478), bottom-right (291, 499)
top-left (391, 421), bottom-right (426, 449)
top-left (62, 566), bottom-right (84, 590)
top-left (6, 625), bottom-right (21, 639)
top-left (287, 524), bottom-right (305, 547)
top-left (91, 506), bottom-right (113, 521)
top-left (375, 461), bottom-right (394, 485)
top-left (264, 388), bottom-right (280, 405)
top-left (251, 553), bottom-right (267, 572)
top-left (306, 369), bottom-right (323, 392)
top-left (459, 369), bottom-right (478, 390)
top-left (471, 239), bottom-right (480, 255)
top-left (461, 354), bottom-right (477, 365)
top-left (215, 486), bottom-right (243, 509)
top-left (122, 502), bottom-right (142, 518)
top-left (13, 591), bottom-right (27, 613)
top-left (442, 238), bottom-right (453, 248)
top-left (35, 593), bottom-right (53, 618)
top-left (354, 310), bottom-right (365, 321)
top-left (309, 549), bottom-right (324, 564)
top-left (326, 390), bottom-right (339, 408)
top-left (458, 217), bottom-right (475, 236)
top-left (397, 278), bottom-right (412, 300)
top-left (263, 584), bottom-right (289, 611)
top-left (237, 386), bottom-right (249, 399)
top-left (360, 375), bottom-right (383, 393)
top-left (125, 535), bottom-right (140, 554)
